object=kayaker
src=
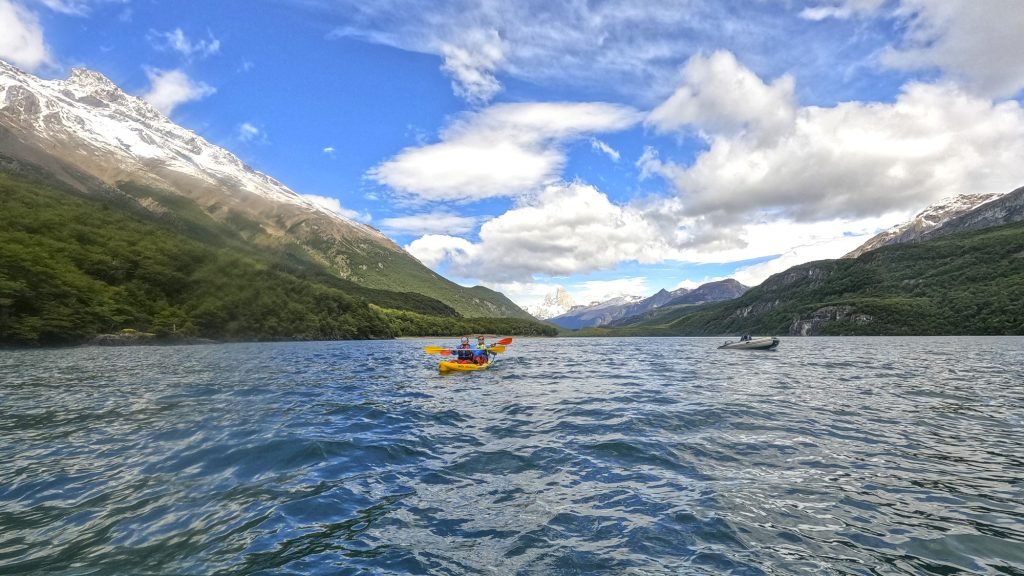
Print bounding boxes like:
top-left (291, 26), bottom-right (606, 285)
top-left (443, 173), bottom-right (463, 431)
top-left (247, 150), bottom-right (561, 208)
top-left (455, 336), bottom-right (474, 363)
top-left (473, 335), bottom-right (489, 365)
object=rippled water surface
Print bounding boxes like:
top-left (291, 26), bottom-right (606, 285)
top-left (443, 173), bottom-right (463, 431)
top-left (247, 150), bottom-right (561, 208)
top-left (2, 337), bottom-right (1023, 575)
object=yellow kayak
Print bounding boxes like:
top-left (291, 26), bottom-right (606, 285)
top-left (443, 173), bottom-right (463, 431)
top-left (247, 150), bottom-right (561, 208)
top-left (438, 360), bottom-right (492, 373)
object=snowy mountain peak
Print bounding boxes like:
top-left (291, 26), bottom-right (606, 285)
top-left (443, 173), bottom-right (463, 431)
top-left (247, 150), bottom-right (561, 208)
top-left (0, 60), bottom-right (388, 242)
top-left (525, 287), bottom-right (577, 319)
top-left (66, 67), bottom-right (120, 94)
top-left (845, 193), bottom-right (1000, 258)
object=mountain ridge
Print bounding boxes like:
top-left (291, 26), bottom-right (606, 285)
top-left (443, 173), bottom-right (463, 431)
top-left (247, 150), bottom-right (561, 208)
top-left (0, 59), bottom-right (530, 319)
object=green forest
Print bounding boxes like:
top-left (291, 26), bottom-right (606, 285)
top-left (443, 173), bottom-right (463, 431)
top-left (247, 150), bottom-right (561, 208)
top-left (581, 221), bottom-right (1024, 336)
top-left (0, 171), bottom-right (556, 346)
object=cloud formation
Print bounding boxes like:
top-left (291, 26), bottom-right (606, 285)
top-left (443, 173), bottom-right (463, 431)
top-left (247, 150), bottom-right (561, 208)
top-left (149, 28), bottom-right (221, 60)
top-left (380, 211), bottom-right (479, 236)
top-left (799, 0), bottom-right (885, 21)
top-left (141, 68), bottom-right (216, 115)
top-left (238, 122), bottom-right (262, 142)
top-left (437, 28), bottom-right (504, 105)
top-left (882, 0), bottom-right (1024, 99)
top-left (369, 102), bottom-right (642, 201)
top-left (404, 180), bottom-right (893, 286)
top-left (589, 138), bottom-right (620, 161)
top-left (643, 52), bottom-right (1024, 225)
top-left (300, 194), bottom-right (372, 223)
top-left (0, 0), bottom-right (51, 71)
top-left (646, 50), bottom-right (796, 144)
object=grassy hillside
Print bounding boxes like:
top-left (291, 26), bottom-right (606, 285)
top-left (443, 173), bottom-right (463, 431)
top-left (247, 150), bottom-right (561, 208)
top-left (0, 170), bottom-right (554, 345)
top-left (583, 222), bottom-right (1024, 336)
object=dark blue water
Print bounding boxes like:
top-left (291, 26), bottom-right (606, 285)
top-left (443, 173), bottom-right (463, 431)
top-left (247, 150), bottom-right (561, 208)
top-left (1, 337), bottom-right (1022, 575)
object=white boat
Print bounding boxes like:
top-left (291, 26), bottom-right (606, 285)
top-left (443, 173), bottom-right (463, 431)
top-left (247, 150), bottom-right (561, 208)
top-left (718, 336), bottom-right (780, 350)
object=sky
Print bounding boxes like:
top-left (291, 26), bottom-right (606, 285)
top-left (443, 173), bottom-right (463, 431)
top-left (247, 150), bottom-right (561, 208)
top-left (3, 0), bottom-right (1024, 310)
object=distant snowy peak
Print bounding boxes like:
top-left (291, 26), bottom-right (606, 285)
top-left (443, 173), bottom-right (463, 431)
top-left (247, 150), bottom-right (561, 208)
top-left (526, 287), bottom-right (577, 320)
top-left (844, 193), bottom-right (1000, 258)
top-left (0, 60), bottom-right (384, 241)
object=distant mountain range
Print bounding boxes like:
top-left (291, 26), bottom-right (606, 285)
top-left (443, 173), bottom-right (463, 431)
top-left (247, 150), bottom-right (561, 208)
top-left (547, 279), bottom-right (748, 329)
top-left (0, 60), bottom-right (530, 321)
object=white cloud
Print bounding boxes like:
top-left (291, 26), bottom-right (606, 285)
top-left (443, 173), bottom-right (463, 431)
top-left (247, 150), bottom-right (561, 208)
top-left (149, 28), bottom-right (221, 60)
top-left (644, 52), bottom-right (1024, 224)
top-left (38, 0), bottom-right (89, 15)
top-left (484, 280), bottom-right (563, 311)
top-left (381, 211), bottom-right (479, 236)
top-left (799, 0), bottom-right (885, 21)
top-left (573, 277), bottom-right (648, 304)
top-left (238, 122), bottom-right (262, 142)
top-left (300, 194), bottom-right (372, 223)
top-left (405, 234), bottom-right (476, 268)
top-left (415, 181), bottom-right (676, 282)
top-left (881, 0), bottom-right (1024, 99)
top-left (731, 233), bottom-right (870, 287)
top-left (141, 68), bottom-right (215, 116)
top-left (437, 28), bottom-right (504, 105)
top-left (324, 1), bottom-right (788, 105)
top-left (369, 102), bottom-right (641, 202)
top-left (646, 50), bottom-right (796, 144)
top-left (0, 0), bottom-right (51, 71)
top-left (589, 138), bottom-right (620, 161)
top-left (322, 146), bottom-right (335, 156)
top-left (404, 177), bottom-right (921, 287)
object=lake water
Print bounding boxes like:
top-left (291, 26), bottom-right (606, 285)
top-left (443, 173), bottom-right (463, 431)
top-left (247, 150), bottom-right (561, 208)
top-left (1, 337), bottom-right (1022, 575)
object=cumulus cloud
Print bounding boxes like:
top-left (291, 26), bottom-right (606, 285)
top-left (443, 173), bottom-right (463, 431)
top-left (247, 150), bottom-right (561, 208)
top-left (644, 52), bottom-right (1024, 225)
top-left (149, 28), bottom-right (221, 60)
top-left (405, 234), bottom-right (476, 268)
top-left (410, 181), bottom-right (675, 282)
top-left (141, 68), bottom-right (215, 115)
top-left (300, 194), bottom-right (372, 223)
top-left (0, 0), bottom-right (51, 71)
top-left (369, 102), bottom-right (641, 202)
top-left (881, 0), bottom-right (1024, 99)
top-left (404, 179), bottom-right (898, 285)
top-left (381, 211), bottom-right (479, 236)
top-left (646, 50), bottom-right (796, 144)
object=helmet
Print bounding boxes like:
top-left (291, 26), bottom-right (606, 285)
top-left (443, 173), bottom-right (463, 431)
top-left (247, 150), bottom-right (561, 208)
top-left (461, 337), bottom-right (469, 344)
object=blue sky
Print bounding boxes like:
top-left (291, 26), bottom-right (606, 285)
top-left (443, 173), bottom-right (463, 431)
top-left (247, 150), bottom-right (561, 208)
top-left (3, 0), bottom-right (1024, 309)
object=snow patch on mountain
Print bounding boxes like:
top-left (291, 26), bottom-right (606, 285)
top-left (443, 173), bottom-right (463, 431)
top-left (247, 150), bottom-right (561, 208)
top-left (525, 287), bottom-right (576, 319)
top-left (0, 60), bottom-right (383, 239)
top-left (844, 193), bottom-right (1000, 258)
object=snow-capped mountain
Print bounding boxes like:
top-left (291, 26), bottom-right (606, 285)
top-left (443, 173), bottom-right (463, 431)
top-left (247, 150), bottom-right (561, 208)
top-left (0, 60), bottom-right (531, 318)
top-left (0, 60), bottom-right (384, 239)
top-left (844, 193), bottom-right (1000, 258)
top-left (525, 287), bottom-right (576, 319)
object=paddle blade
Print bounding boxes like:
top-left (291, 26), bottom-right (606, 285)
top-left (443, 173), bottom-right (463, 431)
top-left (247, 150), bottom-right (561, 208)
top-left (424, 346), bottom-right (452, 355)
top-left (495, 337), bottom-right (513, 346)
top-left (487, 345), bottom-right (506, 354)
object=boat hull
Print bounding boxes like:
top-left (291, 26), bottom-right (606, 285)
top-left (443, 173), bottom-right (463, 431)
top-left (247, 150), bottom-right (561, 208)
top-left (438, 360), bottom-right (492, 373)
top-left (718, 337), bottom-right (780, 350)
